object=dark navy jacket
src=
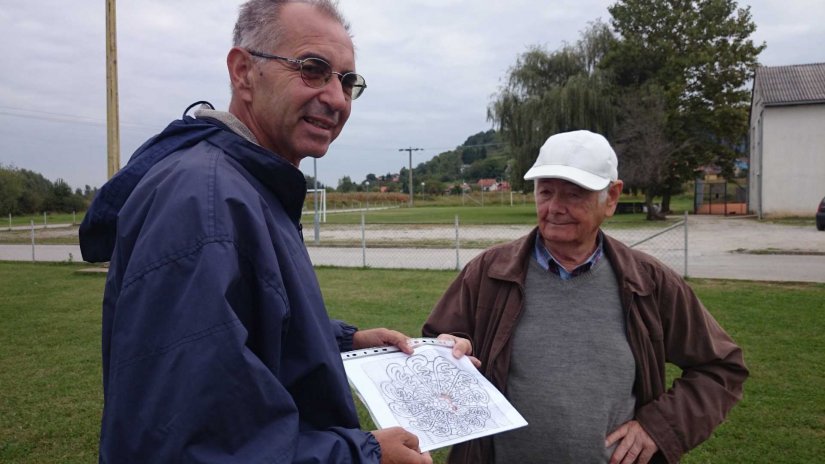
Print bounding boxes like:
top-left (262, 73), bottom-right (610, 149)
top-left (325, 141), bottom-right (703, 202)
top-left (80, 114), bottom-right (381, 463)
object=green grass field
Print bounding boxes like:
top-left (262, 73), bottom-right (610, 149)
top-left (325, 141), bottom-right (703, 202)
top-left (1, 263), bottom-right (823, 463)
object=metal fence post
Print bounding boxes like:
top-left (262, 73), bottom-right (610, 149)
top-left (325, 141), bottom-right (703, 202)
top-left (455, 215), bottom-right (460, 271)
top-left (684, 211), bottom-right (689, 278)
top-left (7, 213), bottom-right (10, 231)
top-left (72, 210), bottom-right (76, 225)
top-left (361, 212), bottom-right (366, 268)
top-left (43, 212), bottom-right (47, 228)
top-left (30, 219), bottom-right (35, 262)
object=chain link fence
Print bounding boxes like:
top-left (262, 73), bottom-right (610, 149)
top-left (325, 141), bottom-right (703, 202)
top-left (306, 213), bottom-right (688, 276)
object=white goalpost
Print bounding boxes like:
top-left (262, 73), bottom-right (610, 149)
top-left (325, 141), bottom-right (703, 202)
top-left (307, 188), bottom-right (327, 223)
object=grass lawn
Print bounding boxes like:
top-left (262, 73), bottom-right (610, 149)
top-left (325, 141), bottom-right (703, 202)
top-left (1, 263), bottom-right (823, 463)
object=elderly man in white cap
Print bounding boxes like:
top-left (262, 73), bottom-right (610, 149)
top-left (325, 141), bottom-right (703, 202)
top-left (423, 130), bottom-right (747, 464)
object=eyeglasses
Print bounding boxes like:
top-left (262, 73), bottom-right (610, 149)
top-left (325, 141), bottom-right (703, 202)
top-left (247, 50), bottom-right (367, 100)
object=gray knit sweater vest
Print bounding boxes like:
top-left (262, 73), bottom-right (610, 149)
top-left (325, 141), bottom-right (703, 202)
top-left (494, 257), bottom-right (636, 463)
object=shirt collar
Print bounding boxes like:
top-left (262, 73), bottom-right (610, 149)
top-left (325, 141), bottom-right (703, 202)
top-left (533, 230), bottom-right (604, 280)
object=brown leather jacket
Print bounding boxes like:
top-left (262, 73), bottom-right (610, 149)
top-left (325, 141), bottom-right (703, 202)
top-left (422, 228), bottom-right (748, 463)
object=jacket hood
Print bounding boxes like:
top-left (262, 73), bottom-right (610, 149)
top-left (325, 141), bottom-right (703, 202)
top-left (79, 114), bottom-right (229, 263)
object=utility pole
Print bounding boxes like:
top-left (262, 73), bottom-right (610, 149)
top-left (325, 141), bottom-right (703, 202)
top-left (105, 0), bottom-right (120, 179)
top-left (398, 147), bottom-right (422, 207)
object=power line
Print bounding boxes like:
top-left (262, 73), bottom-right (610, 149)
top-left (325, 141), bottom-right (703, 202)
top-left (0, 108), bottom-right (104, 126)
top-left (0, 106), bottom-right (158, 130)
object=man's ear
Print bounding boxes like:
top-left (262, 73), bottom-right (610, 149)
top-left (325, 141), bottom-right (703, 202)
top-left (604, 180), bottom-right (624, 217)
top-left (227, 47), bottom-right (255, 102)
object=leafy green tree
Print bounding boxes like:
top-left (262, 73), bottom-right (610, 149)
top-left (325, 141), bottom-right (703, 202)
top-left (614, 84), bottom-right (692, 219)
top-left (464, 157), bottom-right (509, 182)
top-left (463, 130), bottom-right (500, 148)
top-left (414, 150), bottom-right (462, 182)
top-left (489, 21), bottom-right (618, 191)
top-left (460, 146), bottom-right (486, 165)
top-left (304, 175), bottom-right (326, 190)
top-left (460, 129), bottom-right (502, 165)
top-left (46, 178), bottom-right (81, 212)
top-left (0, 166), bottom-right (24, 214)
top-left (0, 166), bottom-right (89, 214)
top-left (420, 180), bottom-right (444, 195)
top-left (17, 169), bottom-right (52, 214)
top-left (606, 0), bottom-right (765, 209)
top-left (337, 176), bottom-right (356, 193)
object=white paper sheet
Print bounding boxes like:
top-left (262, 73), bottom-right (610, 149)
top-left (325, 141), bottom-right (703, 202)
top-left (342, 338), bottom-right (527, 452)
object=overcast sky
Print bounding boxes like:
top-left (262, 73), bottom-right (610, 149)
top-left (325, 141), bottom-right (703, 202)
top-left (1, 0), bottom-right (823, 191)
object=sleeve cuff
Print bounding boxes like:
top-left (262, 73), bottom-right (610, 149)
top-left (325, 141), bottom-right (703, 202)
top-left (333, 319), bottom-right (358, 352)
top-left (366, 432), bottom-right (382, 462)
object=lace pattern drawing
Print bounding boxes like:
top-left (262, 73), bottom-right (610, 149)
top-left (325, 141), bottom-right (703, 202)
top-left (373, 353), bottom-right (497, 441)
top-left (344, 340), bottom-right (527, 452)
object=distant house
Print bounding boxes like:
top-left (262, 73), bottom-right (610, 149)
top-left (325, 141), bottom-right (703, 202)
top-left (476, 178), bottom-right (511, 192)
top-left (749, 62), bottom-right (825, 217)
top-left (477, 178), bottom-right (497, 191)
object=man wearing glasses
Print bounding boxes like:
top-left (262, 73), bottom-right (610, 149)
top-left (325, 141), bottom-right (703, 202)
top-left (80, 1), bottom-right (430, 463)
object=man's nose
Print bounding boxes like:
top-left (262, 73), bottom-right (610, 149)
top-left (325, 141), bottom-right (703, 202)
top-left (318, 76), bottom-right (349, 111)
top-left (542, 196), bottom-right (566, 213)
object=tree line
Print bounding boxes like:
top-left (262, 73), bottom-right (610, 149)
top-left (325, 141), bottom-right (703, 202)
top-left (0, 165), bottom-right (94, 215)
top-left (490, 0), bottom-right (763, 218)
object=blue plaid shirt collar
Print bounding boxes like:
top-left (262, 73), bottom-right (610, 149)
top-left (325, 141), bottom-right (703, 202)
top-left (533, 230), bottom-right (604, 280)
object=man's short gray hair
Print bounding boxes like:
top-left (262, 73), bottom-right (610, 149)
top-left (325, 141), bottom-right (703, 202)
top-left (233, 0), bottom-right (351, 51)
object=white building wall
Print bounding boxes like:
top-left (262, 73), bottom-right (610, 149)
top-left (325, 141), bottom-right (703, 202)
top-left (760, 104), bottom-right (825, 216)
top-left (748, 91), bottom-right (764, 215)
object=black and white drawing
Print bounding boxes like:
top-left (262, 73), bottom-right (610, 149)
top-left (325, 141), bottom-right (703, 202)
top-left (379, 353), bottom-right (494, 440)
top-left (342, 339), bottom-right (527, 452)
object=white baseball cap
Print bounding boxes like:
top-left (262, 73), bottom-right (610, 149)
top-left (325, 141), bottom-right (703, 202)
top-left (523, 130), bottom-right (618, 191)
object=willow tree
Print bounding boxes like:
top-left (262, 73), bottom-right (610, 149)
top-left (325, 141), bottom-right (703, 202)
top-left (489, 21), bottom-right (618, 191)
top-left (606, 0), bottom-right (765, 211)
